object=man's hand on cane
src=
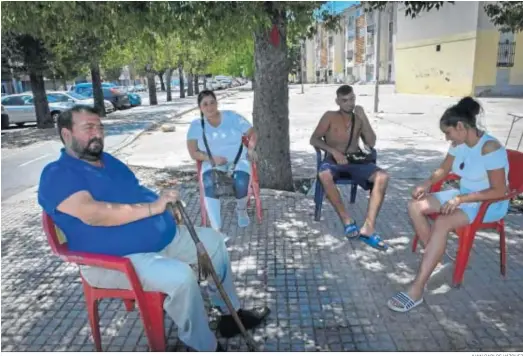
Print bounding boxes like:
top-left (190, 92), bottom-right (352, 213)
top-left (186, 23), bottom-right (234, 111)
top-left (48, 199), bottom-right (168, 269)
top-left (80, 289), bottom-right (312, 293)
top-left (152, 189), bottom-right (180, 214)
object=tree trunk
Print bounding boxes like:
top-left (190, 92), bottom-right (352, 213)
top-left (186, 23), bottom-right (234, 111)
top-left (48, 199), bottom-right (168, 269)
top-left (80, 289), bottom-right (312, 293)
top-left (253, 15), bottom-right (293, 191)
top-left (203, 76), bottom-right (207, 90)
top-left (147, 70), bottom-right (158, 105)
top-left (194, 74), bottom-right (200, 95)
top-left (178, 64), bottom-right (185, 99)
top-left (62, 78), bottom-right (68, 91)
top-left (158, 70), bottom-right (166, 91)
top-left (90, 62), bottom-right (106, 117)
top-left (29, 71), bottom-right (53, 129)
top-left (166, 68), bottom-right (173, 102)
top-left (187, 71), bottom-right (194, 96)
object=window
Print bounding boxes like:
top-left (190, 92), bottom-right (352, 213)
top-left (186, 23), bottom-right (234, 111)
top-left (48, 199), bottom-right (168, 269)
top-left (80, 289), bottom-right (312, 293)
top-left (348, 16), bottom-right (354, 27)
top-left (497, 40), bottom-right (516, 67)
top-left (24, 96), bottom-right (34, 105)
top-left (388, 64), bottom-right (392, 81)
top-left (328, 36), bottom-right (333, 47)
top-left (388, 22), bottom-right (393, 43)
top-left (48, 94), bottom-right (70, 103)
top-left (2, 96), bottom-right (26, 106)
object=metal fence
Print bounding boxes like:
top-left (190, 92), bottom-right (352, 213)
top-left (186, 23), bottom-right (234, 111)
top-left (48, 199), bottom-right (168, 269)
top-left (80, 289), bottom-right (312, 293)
top-left (497, 41), bottom-right (516, 67)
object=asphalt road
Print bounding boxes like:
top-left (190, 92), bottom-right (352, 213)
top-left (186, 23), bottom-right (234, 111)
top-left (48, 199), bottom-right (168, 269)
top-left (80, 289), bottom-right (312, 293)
top-left (1, 91), bottom-right (178, 201)
top-left (1, 87), bottom-right (237, 201)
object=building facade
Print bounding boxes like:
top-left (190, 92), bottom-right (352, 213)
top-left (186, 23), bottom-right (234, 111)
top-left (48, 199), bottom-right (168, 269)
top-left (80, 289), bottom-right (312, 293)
top-left (395, 1), bottom-right (523, 96)
top-left (304, 3), bottom-right (396, 84)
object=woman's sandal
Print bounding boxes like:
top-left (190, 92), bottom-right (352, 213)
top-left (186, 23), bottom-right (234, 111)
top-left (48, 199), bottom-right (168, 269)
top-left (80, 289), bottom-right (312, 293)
top-left (344, 220), bottom-right (360, 239)
top-left (387, 292), bottom-right (424, 313)
top-left (359, 232), bottom-right (389, 251)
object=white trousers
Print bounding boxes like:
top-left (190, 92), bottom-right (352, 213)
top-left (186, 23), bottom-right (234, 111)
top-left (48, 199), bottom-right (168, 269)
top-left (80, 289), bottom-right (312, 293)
top-left (80, 225), bottom-right (241, 351)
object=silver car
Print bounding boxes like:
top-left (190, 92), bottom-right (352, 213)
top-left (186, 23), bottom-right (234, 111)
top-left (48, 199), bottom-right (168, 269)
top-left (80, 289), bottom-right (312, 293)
top-left (48, 91), bottom-right (115, 114)
top-left (1, 93), bottom-right (74, 128)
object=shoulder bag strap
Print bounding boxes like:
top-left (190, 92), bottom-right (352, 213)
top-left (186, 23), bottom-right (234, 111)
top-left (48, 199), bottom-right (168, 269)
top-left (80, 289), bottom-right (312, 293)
top-left (200, 119), bottom-right (217, 167)
top-left (344, 112), bottom-right (356, 155)
top-left (230, 140), bottom-right (244, 172)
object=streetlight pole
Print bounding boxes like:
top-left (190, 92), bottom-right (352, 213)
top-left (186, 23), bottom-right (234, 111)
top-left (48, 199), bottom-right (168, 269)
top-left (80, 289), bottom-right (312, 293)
top-left (373, 8), bottom-right (382, 113)
top-left (300, 40), bottom-right (305, 94)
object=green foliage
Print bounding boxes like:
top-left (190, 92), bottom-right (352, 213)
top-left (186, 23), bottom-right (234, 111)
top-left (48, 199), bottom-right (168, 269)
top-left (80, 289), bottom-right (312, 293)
top-left (484, 2), bottom-right (523, 33)
top-left (206, 36), bottom-right (254, 77)
top-left (365, 1), bottom-right (452, 18)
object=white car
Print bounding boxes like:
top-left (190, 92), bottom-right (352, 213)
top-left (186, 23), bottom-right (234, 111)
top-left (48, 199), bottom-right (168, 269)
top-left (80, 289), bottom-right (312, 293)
top-left (48, 91), bottom-right (115, 114)
top-left (205, 80), bottom-right (224, 91)
top-left (1, 93), bottom-right (74, 128)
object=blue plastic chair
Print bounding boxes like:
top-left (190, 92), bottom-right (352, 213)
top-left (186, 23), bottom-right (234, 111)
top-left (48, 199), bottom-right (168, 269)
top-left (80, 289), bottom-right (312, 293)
top-left (313, 148), bottom-right (377, 221)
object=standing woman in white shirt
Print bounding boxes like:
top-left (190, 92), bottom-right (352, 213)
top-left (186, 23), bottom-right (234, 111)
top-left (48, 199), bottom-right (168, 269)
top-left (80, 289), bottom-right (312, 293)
top-left (187, 90), bottom-right (257, 231)
top-left (388, 97), bottom-right (510, 312)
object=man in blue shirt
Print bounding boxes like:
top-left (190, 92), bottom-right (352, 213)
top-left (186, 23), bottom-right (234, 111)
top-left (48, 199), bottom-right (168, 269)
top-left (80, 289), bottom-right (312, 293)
top-left (38, 105), bottom-right (269, 351)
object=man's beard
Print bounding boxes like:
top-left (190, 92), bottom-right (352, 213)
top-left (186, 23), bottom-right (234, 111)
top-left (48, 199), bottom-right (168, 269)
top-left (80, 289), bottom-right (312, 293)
top-left (71, 137), bottom-right (104, 162)
top-left (340, 107), bottom-right (354, 114)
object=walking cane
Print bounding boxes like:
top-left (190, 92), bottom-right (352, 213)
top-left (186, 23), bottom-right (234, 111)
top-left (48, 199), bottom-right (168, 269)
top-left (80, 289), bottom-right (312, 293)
top-left (168, 201), bottom-right (258, 352)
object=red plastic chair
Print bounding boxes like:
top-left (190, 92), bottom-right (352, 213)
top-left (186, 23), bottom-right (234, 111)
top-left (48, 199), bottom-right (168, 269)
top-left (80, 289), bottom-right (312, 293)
top-left (196, 135), bottom-right (263, 226)
top-left (412, 149), bottom-right (523, 287)
top-left (42, 212), bottom-right (166, 351)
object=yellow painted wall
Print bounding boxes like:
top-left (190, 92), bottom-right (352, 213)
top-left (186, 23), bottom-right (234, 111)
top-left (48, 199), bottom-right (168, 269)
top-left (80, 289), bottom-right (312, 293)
top-left (395, 32), bottom-right (477, 96)
top-left (472, 30), bottom-right (498, 87)
top-left (473, 30), bottom-right (523, 88)
top-left (510, 32), bottom-right (523, 85)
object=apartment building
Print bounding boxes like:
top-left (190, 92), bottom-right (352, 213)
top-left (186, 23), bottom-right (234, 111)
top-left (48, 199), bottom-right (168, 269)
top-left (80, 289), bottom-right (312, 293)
top-left (304, 3), bottom-right (397, 84)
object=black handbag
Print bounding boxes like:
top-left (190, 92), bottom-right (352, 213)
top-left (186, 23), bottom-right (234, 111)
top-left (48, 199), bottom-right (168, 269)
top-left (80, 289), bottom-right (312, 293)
top-left (201, 119), bottom-right (244, 198)
top-left (344, 112), bottom-right (375, 164)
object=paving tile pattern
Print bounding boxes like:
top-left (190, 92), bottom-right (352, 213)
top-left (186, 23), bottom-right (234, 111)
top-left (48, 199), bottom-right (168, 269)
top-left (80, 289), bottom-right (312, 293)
top-left (2, 176), bottom-right (523, 351)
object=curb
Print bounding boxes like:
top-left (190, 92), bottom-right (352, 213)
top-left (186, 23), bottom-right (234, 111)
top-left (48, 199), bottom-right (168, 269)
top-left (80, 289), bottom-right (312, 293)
top-left (110, 90), bottom-right (240, 155)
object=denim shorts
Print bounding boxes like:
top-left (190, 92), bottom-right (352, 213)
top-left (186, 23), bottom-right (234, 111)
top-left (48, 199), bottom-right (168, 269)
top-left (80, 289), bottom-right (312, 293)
top-left (318, 155), bottom-right (381, 191)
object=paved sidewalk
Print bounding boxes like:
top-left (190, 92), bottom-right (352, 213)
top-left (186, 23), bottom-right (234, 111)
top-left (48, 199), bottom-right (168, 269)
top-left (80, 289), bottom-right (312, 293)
top-left (2, 84), bottom-right (523, 351)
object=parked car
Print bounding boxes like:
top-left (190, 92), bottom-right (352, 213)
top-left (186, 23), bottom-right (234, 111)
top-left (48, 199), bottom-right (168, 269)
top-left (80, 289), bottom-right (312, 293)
top-left (215, 76), bottom-right (233, 88)
top-left (206, 80), bottom-right (224, 91)
top-left (70, 83), bottom-right (131, 110)
top-left (134, 84), bottom-right (147, 92)
top-left (2, 105), bottom-right (9, 130)
top-left (1, 93), bottom-right (75, 127)
top-left (112, 86), bottom-right (142, 107)
top-left (47, 91), bottom-right (115, 113)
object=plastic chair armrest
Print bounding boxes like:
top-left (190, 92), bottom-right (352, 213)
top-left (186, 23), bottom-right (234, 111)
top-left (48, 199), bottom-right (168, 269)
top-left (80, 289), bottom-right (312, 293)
top-left (430, 173), bottom-right (461, 193)
top-left (472, 189), bottom-right (522, 225)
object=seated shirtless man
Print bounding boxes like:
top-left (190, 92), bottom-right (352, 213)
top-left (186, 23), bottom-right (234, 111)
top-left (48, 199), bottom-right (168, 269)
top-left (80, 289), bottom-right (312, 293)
top-left (310, 85), bottom-right (390, 250)
top-left (38, 105), bottom-right (269, 351)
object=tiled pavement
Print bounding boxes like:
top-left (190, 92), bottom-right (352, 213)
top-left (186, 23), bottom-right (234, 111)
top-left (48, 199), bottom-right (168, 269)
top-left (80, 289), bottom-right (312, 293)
top-left (2, 170), bottom-right (523, 351)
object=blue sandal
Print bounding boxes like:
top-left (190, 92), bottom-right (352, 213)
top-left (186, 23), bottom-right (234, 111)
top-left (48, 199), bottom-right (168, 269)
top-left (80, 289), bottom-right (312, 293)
top-left (344, 220), bottom-right (360, 239)
top-left (359, 232), bottom-right (388, 251)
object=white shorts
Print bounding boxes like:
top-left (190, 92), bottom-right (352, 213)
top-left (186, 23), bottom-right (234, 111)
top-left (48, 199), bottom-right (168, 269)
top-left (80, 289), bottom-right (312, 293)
top-left (433, 189), bottom-right (509, 223)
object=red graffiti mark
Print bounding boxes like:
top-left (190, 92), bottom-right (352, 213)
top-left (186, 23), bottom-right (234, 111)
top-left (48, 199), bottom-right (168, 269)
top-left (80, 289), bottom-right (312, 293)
top-left (269, 24), bottom-right (280, 47)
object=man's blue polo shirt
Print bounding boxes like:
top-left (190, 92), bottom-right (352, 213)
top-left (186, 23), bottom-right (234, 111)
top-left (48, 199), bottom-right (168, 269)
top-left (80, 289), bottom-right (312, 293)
top-left (38, 149), bottom-right (176, 256)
